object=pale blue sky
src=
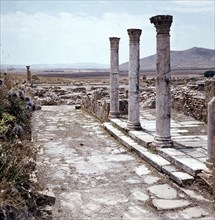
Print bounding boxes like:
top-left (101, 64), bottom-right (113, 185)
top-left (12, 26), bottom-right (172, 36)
top-left (0, 0), bottom-right (214, 65)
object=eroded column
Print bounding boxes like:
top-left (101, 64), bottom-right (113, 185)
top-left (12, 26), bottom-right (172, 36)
top-left (150, 15), bottom-right (173, 147)
top-left (127, 29), bottom-right (142, 130)
top-left (26, 65), bottom-right (31, 85)
top-left (206, 97), bottom-right (215, 170)
top-left (109, 37), bottom-right (120, 118)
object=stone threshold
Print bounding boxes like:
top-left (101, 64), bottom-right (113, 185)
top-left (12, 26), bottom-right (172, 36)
top-left (103, 122), bottom-right (194, 186)
top-left (108, 118), bottom-right (209, 178)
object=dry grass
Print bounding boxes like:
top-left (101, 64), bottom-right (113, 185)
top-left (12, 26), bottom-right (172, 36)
top-left (0, 72), bottom-right (41, 218)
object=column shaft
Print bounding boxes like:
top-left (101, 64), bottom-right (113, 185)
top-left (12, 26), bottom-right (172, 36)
top-left (206, 97), bottom-right (215, 169)
top-left (127, 29), bottom-right (142, 130)
top-left (26, 66), bottom-right (31, 84)
top-left (109, 37), bottom-right (120, 118)
top-left (150, 15), bottom-right (173, 147)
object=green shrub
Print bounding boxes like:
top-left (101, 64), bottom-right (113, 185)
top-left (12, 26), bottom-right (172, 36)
top-left (204, 70), bottom-right (215, 77)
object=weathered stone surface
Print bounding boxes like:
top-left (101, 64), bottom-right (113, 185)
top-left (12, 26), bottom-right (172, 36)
top-left (109, 37), bottom-right (120, 118)
top-left (148, 184), bottom-right (177, 199)
top-left (205, 79), bottom-right (215, 108)
top-left (127, 28), bottom-right (142, 130)
top-left (206, 97), bottom-right (215, 169)
top-left (131, 190), bottom-right (149, 201)
top-left (181, 189), bottom-right (210, 201)
top-left (128, 130), bottom-right (154, 147)
top-left (152, 199), bottom-right (190, 210)
top-left (179, 207), bottom-right (210, 219)
top-left (26, 65), bottom-right (31, 84)
top-left (150, 15), bottom-right (173, 148)
top-left (33, 105), bottom-right (214, 219)
top-left (173, 155), bottom-right (208, 176)
top-left (123, 206), bottom-right (155, 220)
top-left (135, 165), bottom-right (151, 176)
top-left (170, 171), bottom-right (194, 186)
top-left (143, 176), bottom-right (160, 185)
top-left (172, 86), bottom-right (206, 122)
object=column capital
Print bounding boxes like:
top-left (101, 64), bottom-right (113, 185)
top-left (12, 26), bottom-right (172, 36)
top-left (150, 15), bottom-right (173, 34)
top-left (26, 65), bottom-right (30, 69)
top-left (127, 29), bottom-right (142, 43)
top-left (109, 37), bottom-right (120, 49)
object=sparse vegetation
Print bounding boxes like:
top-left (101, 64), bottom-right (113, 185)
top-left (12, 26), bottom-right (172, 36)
top-left (0, 73), bottom-right (41, 219)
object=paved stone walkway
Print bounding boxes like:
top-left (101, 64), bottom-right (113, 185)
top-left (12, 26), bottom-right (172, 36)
top-left (140, 109), bottom-right (207, 163)
top-left (33, 106), bottom-right (214, 220)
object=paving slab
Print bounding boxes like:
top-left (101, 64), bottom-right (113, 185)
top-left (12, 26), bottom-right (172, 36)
top-left (148, 184), bottom-right (178, 199)
top-left (110, 109), bottom-right (209, 179)
top-left (33, 106), bottom-right (214, 219)
top-left (104, 122), bottom-right (196, 186)
top-left (176, 207), bottom-right (210, 219)
top-left (152, 199), bottom-right (191, 210)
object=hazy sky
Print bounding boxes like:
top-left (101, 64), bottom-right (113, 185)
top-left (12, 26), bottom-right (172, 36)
top-left (0, 0), bottom-right (214, 65)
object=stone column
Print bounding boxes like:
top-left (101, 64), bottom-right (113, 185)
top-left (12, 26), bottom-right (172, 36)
top-left (109, 37), bottom-right (120, 118)
top-left (127, 29), bottom-right (142, 130)
top-left (150, 15), bottom-right (173, 147)
top-left (26, 65), bottom-right (31, 84)
top-left (205, 79), bottom-right (215, 121)
top-left (206, 97), bottom-right (215, 169)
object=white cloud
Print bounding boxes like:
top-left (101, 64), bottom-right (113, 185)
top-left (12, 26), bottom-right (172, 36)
top-left (1, 11), bottom-right (154, 65)
top-left (171, 0), bottom-right (214, 12)
top-left (1, 3), bottom-right (214, 66)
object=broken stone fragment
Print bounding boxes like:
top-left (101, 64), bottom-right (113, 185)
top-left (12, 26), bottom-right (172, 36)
top-left (36, 190), bottom-right (56, 206)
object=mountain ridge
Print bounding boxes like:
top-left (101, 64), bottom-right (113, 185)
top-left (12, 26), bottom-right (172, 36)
top-left (120, 47), bottom-right (215, 71)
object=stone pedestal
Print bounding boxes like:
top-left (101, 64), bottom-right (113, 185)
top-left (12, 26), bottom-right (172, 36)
top-left (206, 97), bottom-right (215, 170)
top-left (109, 37), bottom-right (120, 118)
top-left (26, 65), bottom-right (31, 85)
top-left (150, 15), bottom-right (173, 147)
top-left (127, 29), bottom-right (142, 130)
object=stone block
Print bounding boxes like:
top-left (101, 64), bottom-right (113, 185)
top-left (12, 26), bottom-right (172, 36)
top-left (152, 199), bottom-right (190, 210)
top-left (170, 171), bottom-right (194, 186)
top-left (129, 130), bottom-right (154, 147)
top-left (172, 155), bottom-right (207, 176)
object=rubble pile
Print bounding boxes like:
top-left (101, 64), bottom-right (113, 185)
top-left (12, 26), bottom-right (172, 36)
top-left (30, 86), bottom-right (86, 106)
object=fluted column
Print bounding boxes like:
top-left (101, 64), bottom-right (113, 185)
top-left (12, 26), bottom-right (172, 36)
top-left (127, 29), bottom-right (142, 130)
top-left (26, 65), bottom-right (31, 85)
top-left (109, 37), bottom-right (120, 118)
top-left (150, 15), bottom-right (173, 147)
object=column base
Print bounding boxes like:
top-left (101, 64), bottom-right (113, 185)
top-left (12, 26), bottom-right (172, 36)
top-left (127, 122), bottom-right (142, 131)
top-left (153, 135), bottom-right (173, 148)
top-left (205, 159), bottom-right (213, 170)
top-left (109, 112), bottom-right (121, 119)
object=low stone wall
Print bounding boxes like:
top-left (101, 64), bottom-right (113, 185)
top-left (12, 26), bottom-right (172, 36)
top-left (171, 87), bottom-right (206, 122)
top-left (171, 79), bottom-right (215, 123)
top-left (82, 89), bottom-right (128, 122)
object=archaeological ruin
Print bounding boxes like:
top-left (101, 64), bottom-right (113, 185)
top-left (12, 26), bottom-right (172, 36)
top-left (1, 13), bottom-right (214, 219)
top-left (26, 65), bottom-right (31, 85)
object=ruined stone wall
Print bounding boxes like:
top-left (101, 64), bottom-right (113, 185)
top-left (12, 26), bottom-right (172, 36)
top-left (82, 78), bottom-right (214, 123)
top-left (171, 86), bottom-right (206, 122)
top-left (82, 89), bottom-right (128, 122)
top-left (171, 79), bottom-right (215, 123)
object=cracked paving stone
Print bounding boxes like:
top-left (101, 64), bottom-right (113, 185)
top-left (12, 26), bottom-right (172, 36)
top-left (33, 106), bottom-right (214, 220)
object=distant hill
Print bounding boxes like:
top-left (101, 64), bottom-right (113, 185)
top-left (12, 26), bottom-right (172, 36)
top-left (0, 62), bottom-right (109, 71)
top-left (119, 47), bottom-right (215, 71)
